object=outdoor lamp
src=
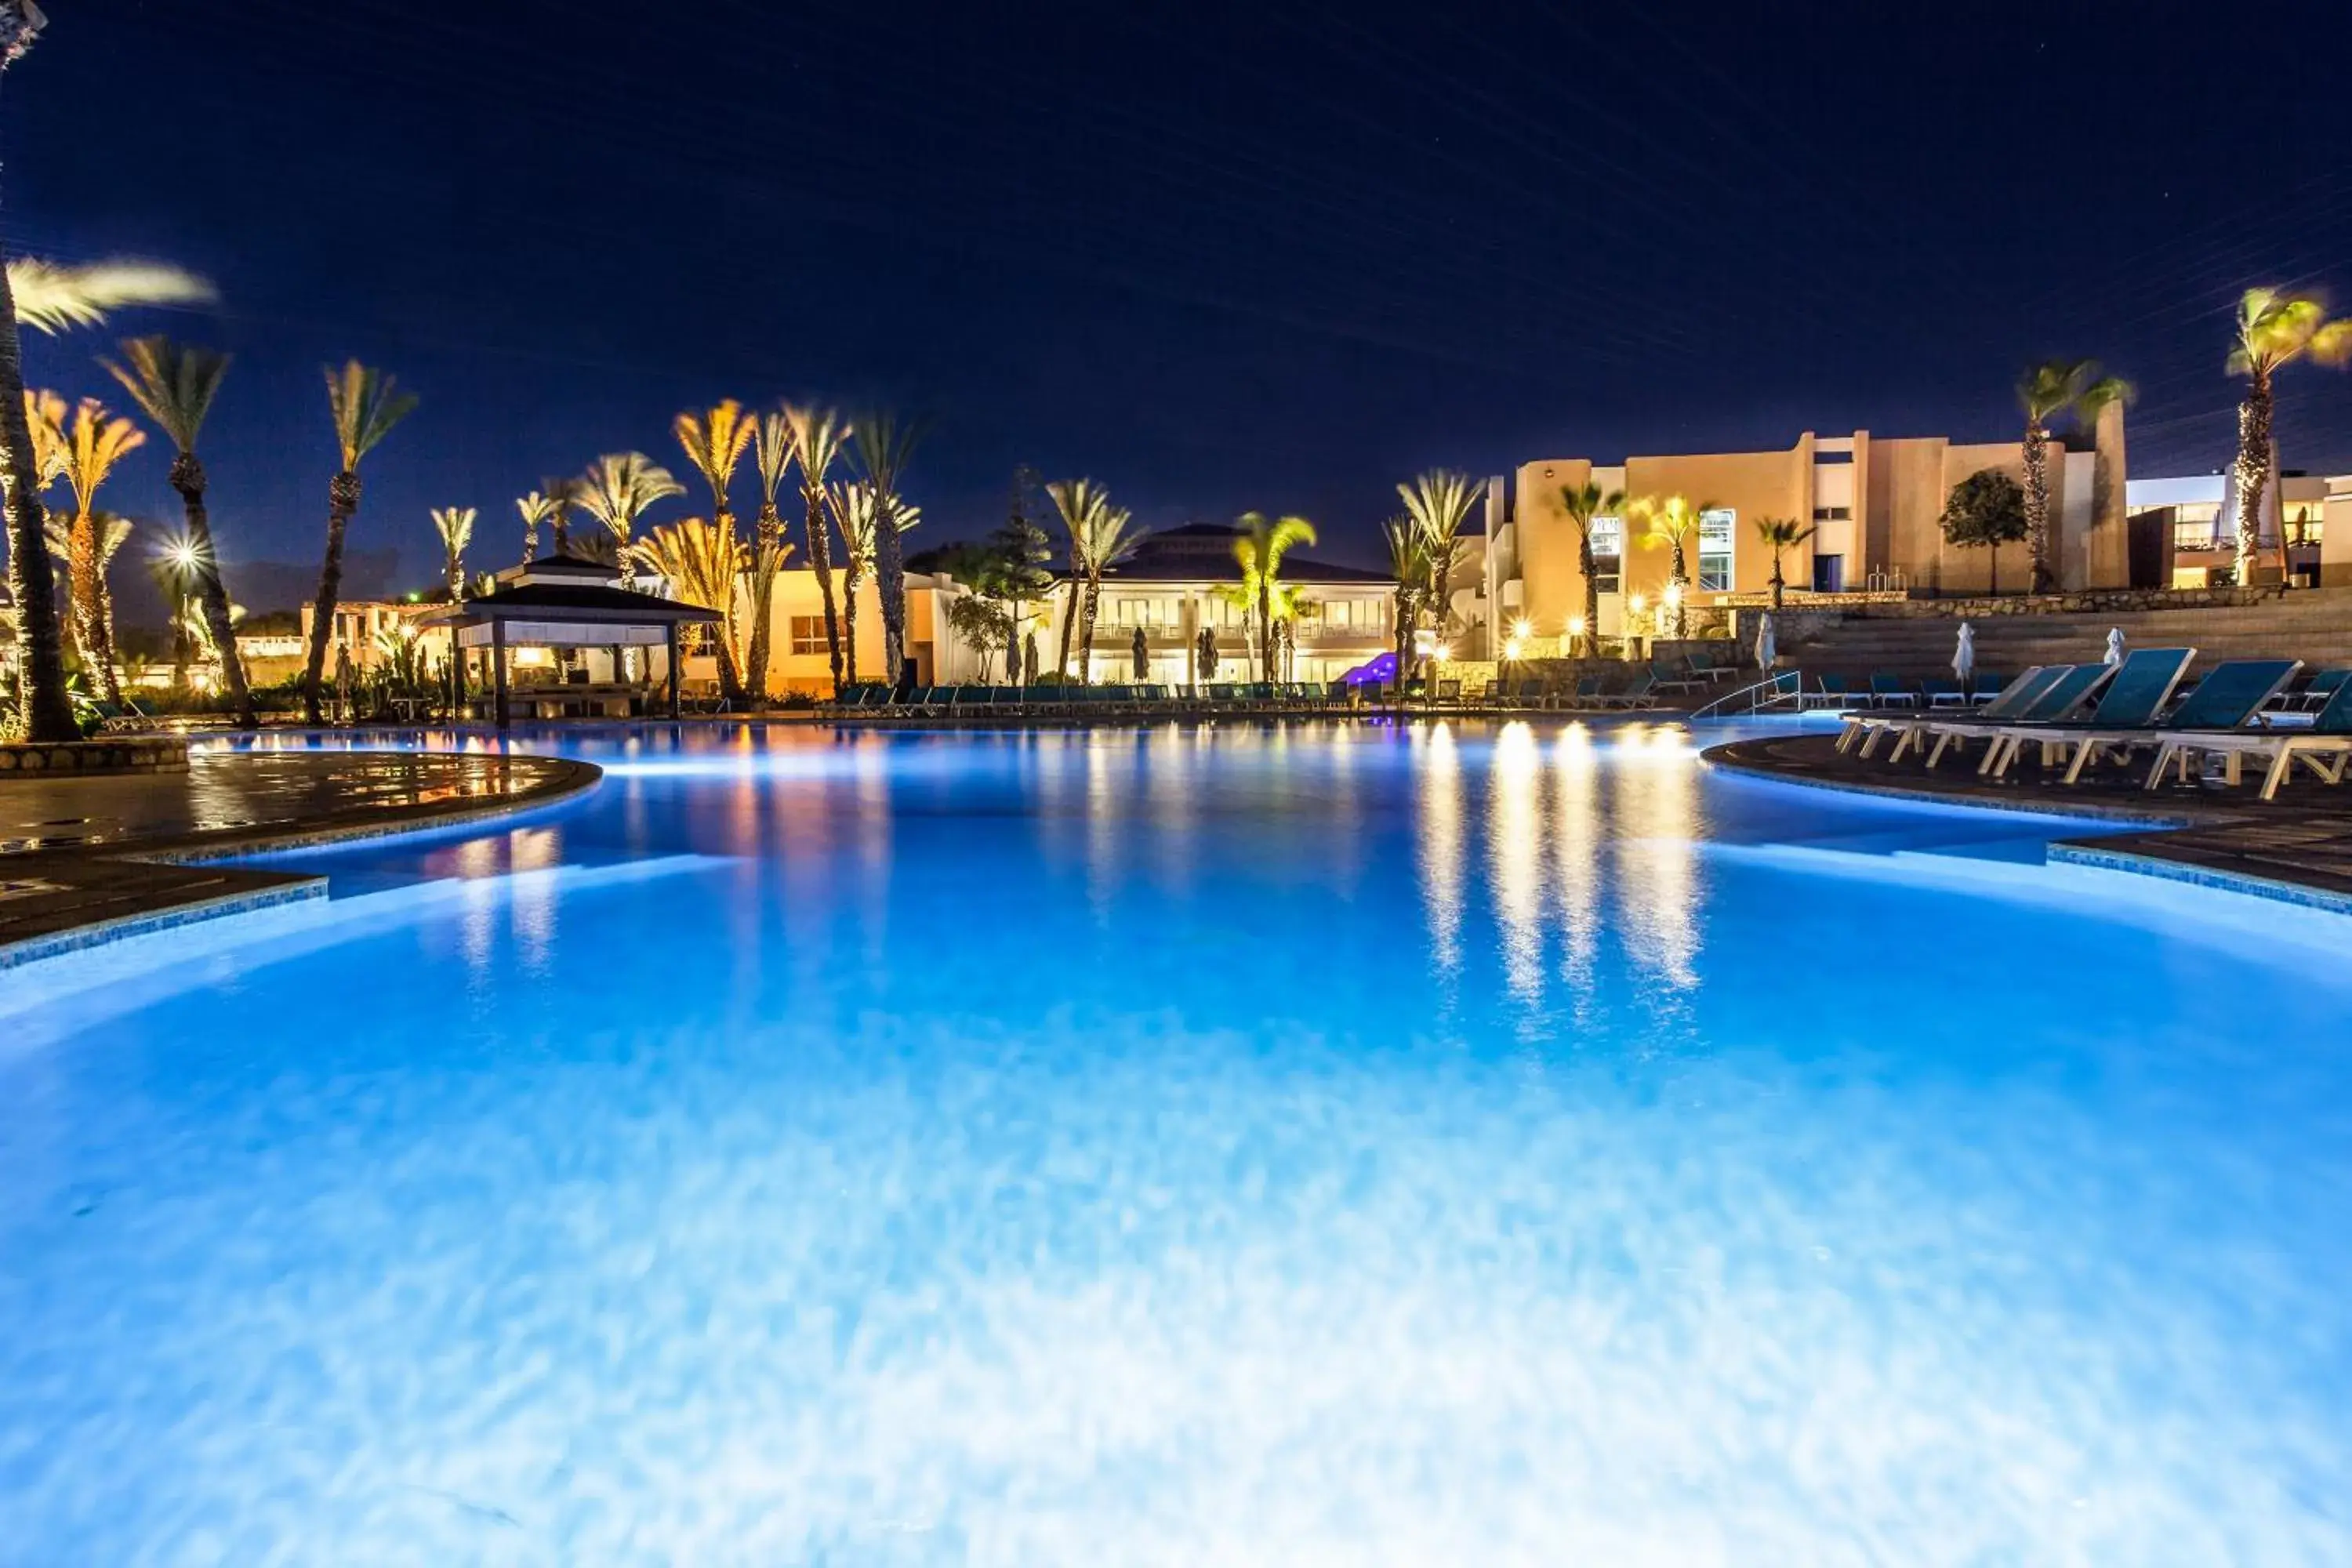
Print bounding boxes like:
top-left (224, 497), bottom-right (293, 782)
top-left (1628, 593), bottom-right (1646, 615)
top-left (1512, 617), bottom-right (1534, 641)
top-left (1567, 615), bottom-right (1586, 637)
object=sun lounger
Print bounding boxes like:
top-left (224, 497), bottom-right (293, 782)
top-left (1884, 666), bottom-right (2074, 765)
top-left (1598, 670), bottom-right (1657, 709)
top-left (1976, 648), bottom-right (2196, 782)
top-left (1802, 673), bottom-right (1871, 711)
top-left (1650, 660), bottom-right (1704, 696)
top-left (1868, 673), bottom-right (1918, 708)
top-left (1848, 666), bottom-right (2046, 757)
top-left (2292, 667), bottom-right (2349, 712)
top-left (2241, 680), bottom-right (2352, 798)
top-left (2137, 659), bottom-right (2311, 792)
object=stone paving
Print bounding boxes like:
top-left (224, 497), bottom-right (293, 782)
top-left (0, 750), bottom-right (600, 964)
top-left (1705, 730), bottom-right (2352, 913)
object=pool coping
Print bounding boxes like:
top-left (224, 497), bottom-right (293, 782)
top-left (1701, 733), bottom-right (2352, 916)
top-left (0, 754), bottom-right (603, 968)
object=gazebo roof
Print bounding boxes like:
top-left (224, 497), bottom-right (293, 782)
top-left (417, 580), bottom-right (721, 628)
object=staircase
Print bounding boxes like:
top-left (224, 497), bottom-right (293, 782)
top-left (1781, 589), bottom-right (2352, 681)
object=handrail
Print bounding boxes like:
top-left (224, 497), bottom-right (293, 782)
top-left (1690, 670), bottom-right (1800, 720)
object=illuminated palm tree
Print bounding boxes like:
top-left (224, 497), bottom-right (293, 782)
top-left (744, 410), bottom-right (793, 700)
top-left (1075, 503), bottom-right (1143, 674)
top-left (782, 405), bottom-right (851, 696)
top-left (430, 506), bottom-right (475, 601)
top-left (1381, 514), bottom-right (1429, 687)
top-left (1396, 471), bottom-right (1481, 655)
top-left (55, 398), bottom-right (144, 705)
top-left (849, 409), bottom-right (922, 682)
top-left (2227, 288), bottom-right (2352, 584)
top-left (2016, 358), bottom-right (2132, 593)
top-left (1752, 516), bottom-right (1816, 611)
top-left (1635, 494), bottom-right (1707, 637)
top-left (101, 336), bottom-right (255, 725)
top-left (1046, 477), bottom-right (1112, 677)
top-left (7, 257), bottom-right (212, 333)
top-left (1556, 479), bottom-right (1623, 656)
top-left (575, 452), bottom-right (684, 593)
top-left (828, 477), bottom-right (921, 688)
top-left (301, 361), bottom-right (417, 724)
top-left (633, 515), bottom-right (753, 700)
top-left (1234, 511), bottom-right (1317, 681)
top-left (515, 491), bottom-right (555, 563)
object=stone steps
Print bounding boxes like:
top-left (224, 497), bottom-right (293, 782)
top-left (1783, 593), bottom-right (2352, 681)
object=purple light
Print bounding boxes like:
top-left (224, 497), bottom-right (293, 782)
top-left (1342, 652), bottom-right (1397, 688)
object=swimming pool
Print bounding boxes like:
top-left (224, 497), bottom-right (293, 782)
top-left (5, 719), bottom-right (2348, 1563)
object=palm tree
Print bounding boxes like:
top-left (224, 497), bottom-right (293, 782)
top-left (1635, 495), bottom-right (1707, 637)
top-left (1396, 472), bottom-right (1482, 659)
top-left (1234, 512), bottom-right (1317, 681)
top-left (1381, 514), bottom-right (1429, 688)
top-left (515, 491), bottom-right (556, 564)
top-left (2016, 358), bottom-right (2132, 593)
top-left (56, 397), bottom-right (144, 705)
top-left (430, 506), bottom-right (476, 601)
top-left (301, 361), bottom-right (417, 724)
top-left (849, 409), bottom-right (923, 684)
top-left (632, 515), bottom-right (754, 700)
top-left (7, 257), bottom-right (213, 333)
top-left (2227, 288), bottom-right (2352, 585)
top-left (1753, 516), bottom-right (1816, 611)
top-left (744, 411), bottom-right (793, 701)
top-left (828, 478), bottom-right (921, 688)
top-left (540, 475), bottom-right (585, 557)
top-left (1045, 478), bottom-right (1112, 677)
top-left (781, 405), bottom-right (851, 697)
top-left (1076, 503), bottom-right (1143, 675)
top-left (1556, 480), bottom-right (1624, 656)
top-left (100, 336), bottom-right (255, 726)
top-left (575, 452), bottom-right (684, 593)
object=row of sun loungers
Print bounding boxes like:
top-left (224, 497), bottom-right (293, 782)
top-left (1832, 651), bottom-right (2352, 800)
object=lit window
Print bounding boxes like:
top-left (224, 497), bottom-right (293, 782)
top-left (1699, 507), bottom-right (1736, 592)
top-left (1589, 516), bottom-right (1622, 594)
top-left (789, 615), bottom-right (826, 655)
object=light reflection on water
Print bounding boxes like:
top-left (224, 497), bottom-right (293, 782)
top-left (11, 717), bottom-right (2352, 1563)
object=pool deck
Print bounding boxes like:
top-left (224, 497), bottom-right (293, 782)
top-left (0, 749), bottom-right (601, 967)
top-left (1704, 730), bottom-right (2352, 913)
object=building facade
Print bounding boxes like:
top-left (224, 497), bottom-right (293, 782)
top-left (2125, 470), bottom-right (2352, 589)
top-left (1496, 408), bottom-right (2130, 644)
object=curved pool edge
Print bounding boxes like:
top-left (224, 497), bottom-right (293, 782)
top-left (0, 754), bottom-right (604, 971)
top-left (1701, 734), bottom-right (2352, 916)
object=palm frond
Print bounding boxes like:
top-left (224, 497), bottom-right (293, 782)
top-left (8, 257), bottom-right (215, 336)
top-left (430, 505), bottom-right (477, 556)
top-left (848, 408), bottom-right (924, 499)
top-left (61, 397), bottom-right (146, 516)
top-left (22, 388), bottom-right (67, 487)
top-left (1395, 470), bottom-right (1483, 549)
top-left (515, 491), bottom-right (557, 528)
top-left (753, 409), bottom-right (794, 507)
top-left (673, 398), bottom-right (755, 510)
top-left (1047, 478), bottom-right (1112, 569)
top-left (324, 360), bottom-right (418, 470)
top-left (99, 336), bottom-right (230, 452)
top-left (576, 452), bottom-right (686, 546)
top-left (782, 405), bottom-right (851, 497)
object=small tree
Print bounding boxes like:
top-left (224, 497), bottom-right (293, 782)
top-left (943, 592), bottom-right (1011, 681)
top-left (1753, 516), bottom-right (1815, 610)
top-left (1940, 470), bottom-right (2028, 595)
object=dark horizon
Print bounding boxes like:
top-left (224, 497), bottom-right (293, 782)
top-left (16, 0), bottom-right (2352, 623)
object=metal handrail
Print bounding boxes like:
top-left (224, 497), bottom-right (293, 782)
top-left (1690, 670), bottom-right (1801, 720)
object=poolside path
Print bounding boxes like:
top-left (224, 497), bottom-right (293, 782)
top-left (1706, 730), bottom-right (2352, 913)
top-left (0, 749), bottom-right (600, 966)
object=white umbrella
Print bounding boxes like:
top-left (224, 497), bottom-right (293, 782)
top-left (1952, 621), bottom-right (1975, 688)
top-left (1754, 612), bottom-right (1776, 671)
top-left (2104, 626), bottom-right (2126, 666)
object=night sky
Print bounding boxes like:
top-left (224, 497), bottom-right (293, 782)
top-left (13, 1), bottom-right (2352, 621)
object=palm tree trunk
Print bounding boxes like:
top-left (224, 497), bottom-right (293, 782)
top-left (842, 556), bottom-right (863, 687)
top-left (170, 452), bottom-right (256, 728)
top-left (1258, 576), bottom-right (1274, 682)
top-left (67, 511), bottom-right (125, 705)
top-left (1669, 541), bottom-right (1689, 638)
top-left (802, 490), bottom-right (844, 698)
top-left (302, 470), bottom-right (361, 725)
top-left (873, 506), bottom-right (906, 684)
top-left (1578, 528), bottom-right (1599, 656)
top-left (1079, 572), bottom-right (1104, 677)
top-left (744, 506), bottom-right (780, 701)
top-left (1055, 566), bottom-right (1080, 677)
top-left (1769, 554), bottom-right (1785, 612)
top-left (2021, 419), bottom-right (2053, 594)
top-left (0, 231), bottom-right (79, 739)
top-left (1393, 588), bottom-right (1412, 693)
top-left (2232, 376), bottom-right (2272, 587)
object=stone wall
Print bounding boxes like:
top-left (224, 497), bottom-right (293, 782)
top-left (0, 738), bottom-right (191, 775)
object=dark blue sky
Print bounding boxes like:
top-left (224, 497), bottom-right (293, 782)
top-left (14, 0), bottom-right (2352, 619)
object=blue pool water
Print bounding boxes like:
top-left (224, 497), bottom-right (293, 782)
top-left (5, 719), bottom-right (2350, 1564)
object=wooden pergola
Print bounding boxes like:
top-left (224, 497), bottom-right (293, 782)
top-left (419, 559), bottom-right (722, 730)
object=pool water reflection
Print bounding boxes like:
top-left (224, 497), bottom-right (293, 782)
top-left (4, 719), bottom-right (2349, 1563)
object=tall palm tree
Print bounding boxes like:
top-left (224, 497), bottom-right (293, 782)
top-left (1381, 514), bottom-right (1429, 687)
top-left (849, 409), bottom-right (923, 683)
top-left (575, 452), bottom-right (684, 592)
top-left (1076, 503), bottom-right (1143, 675)
top-left (632, 515), bottom-right (753, 700)
top-left (430, 506), bottom-right (475, 601)
top-left (1753, 516), bottom-right (1816, 611)
top-left (1234, 512), bottom-right (1317, 681)
top-left (673, 401), bottom-right (753, 549)
top-left (100, 336), bottom-right (253, 725)
top-left (56, 397), bottom-right (144, 705)
top-left (1396, 472), bottom-right (1482, 656)
top-left (515, 491), bottom-right (556, 564)
top-left (2016, 358), bottom-right (2132, 593)
top-left (744, 410), bottom-right (793, 701)
top-left (301, 361), bottom-right (417, 724)
top-left (2227, 288), bottom-right (2352, 585)
top-left (828, 477), bottom-right (921, 688)
top-left (1635, 494), bottom-right (1707, 637)
top-left (1557, 480), bottom-right (1624, 656)
top-left (1046, 477), bottom-right (1112, 677)
top-left (781, 405), bottom-right (851, 696)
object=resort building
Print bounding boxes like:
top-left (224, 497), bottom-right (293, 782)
top-left (2125, 470), bottom-right (2352, 589)
top-left (1493, 408), bottom-right (2130, 648)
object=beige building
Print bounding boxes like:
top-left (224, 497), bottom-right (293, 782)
top-left (2125, 470), bottom-right (2352, 589)
top-left (1497, 408), bottom-right (2130, 644)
